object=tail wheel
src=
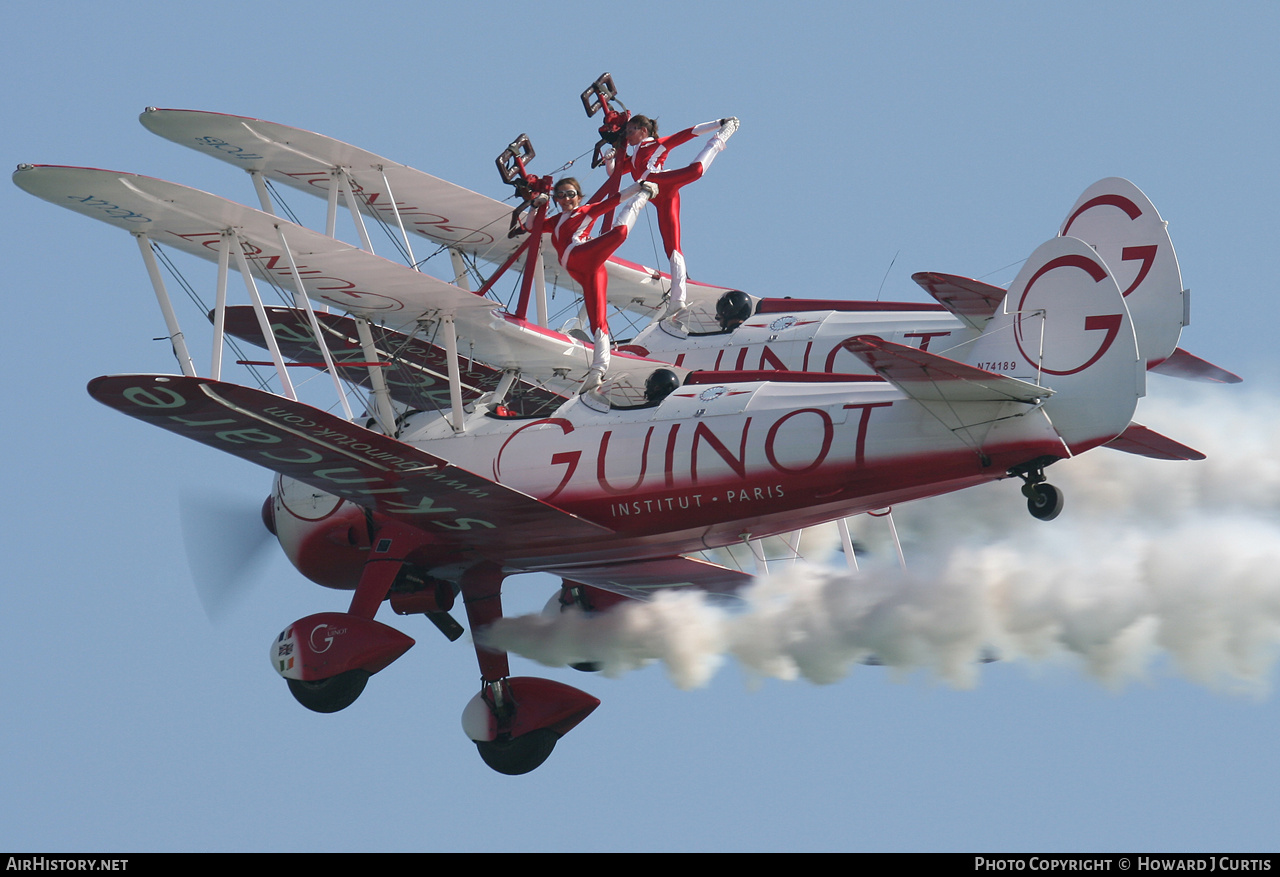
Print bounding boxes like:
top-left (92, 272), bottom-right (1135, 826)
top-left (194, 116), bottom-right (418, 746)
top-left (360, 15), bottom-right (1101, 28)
top-left (475, 729), bottom-right (560, 775)
top-left (286, 669), bottom-right (370, 713)
top-left (1026, 483), bottom-right (1064, 521)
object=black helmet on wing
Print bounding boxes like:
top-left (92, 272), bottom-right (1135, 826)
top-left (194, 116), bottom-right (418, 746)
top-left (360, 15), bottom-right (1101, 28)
top-left (715, 290), bottom-right (752, 330)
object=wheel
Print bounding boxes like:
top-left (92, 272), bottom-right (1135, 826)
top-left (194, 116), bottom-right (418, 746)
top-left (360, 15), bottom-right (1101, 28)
top-left (286, 669), bottom-right (369, 713)
top-left (475, 729), bottom-right (560, 775)
top-left (570, 661), bottom-right (602, 673)
top-left (1026, 483), bottom-right (1064, 521)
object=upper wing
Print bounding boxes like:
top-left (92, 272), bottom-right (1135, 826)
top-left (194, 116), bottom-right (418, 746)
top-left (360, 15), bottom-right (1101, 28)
top-left (13, 164), bottom-right (486, 318)
top-left (88, 374), bottom-right (612, 551)
top-left (13, 164), bottom-right (674, 391)
top-left (138, 108), bottom-right (700, 317)
top-left (140, 107), bottom-right (517, 260)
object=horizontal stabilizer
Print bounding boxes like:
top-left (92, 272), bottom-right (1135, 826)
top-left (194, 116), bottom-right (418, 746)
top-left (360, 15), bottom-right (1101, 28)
top-left (1149, 347), bottom-right (1243, 384)
top-left (1104, 422), bottom-right (1205, 461)
top-left (842, 337), bottom-right (1052, 404)
top-left (220, 305), bottom-right (566, 417)
top-left (545, 555), bottom-right (755, 601)
top-left (912, 272), bottom-right (1006, 329)
top-left (88, 374), bottom-right (611, 548)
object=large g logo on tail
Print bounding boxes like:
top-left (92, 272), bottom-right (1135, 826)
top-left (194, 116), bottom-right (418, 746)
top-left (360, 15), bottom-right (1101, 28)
top-left (1061, 191), bottom-right (1157, 298)
top-left (1013, 249), bottom-right (1124, 377)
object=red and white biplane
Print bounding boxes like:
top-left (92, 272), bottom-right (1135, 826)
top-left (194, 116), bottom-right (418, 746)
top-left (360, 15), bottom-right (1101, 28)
top-left (13, 96), bottom-right (1237, 774)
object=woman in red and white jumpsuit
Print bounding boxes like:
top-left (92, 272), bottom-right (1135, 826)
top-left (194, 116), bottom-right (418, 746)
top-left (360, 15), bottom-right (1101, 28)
top-left (592, 115), bottom-right (738, 318)
top-left (540, 176), bottom-right (656, 391)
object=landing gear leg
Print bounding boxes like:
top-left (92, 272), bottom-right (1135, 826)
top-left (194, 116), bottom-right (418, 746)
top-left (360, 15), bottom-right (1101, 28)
top-left (459, 563), bottom-right (600, 775)
top-left (274, 518), bottom-right (425, 713)
top-left (558, 585), bottom-right (602, 673)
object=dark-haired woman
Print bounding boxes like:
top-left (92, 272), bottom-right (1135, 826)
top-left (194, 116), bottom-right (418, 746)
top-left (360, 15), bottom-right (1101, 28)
top-left (591, 114), bottom-right (738, 318)
top-left (539, 176), bottom-right (656, 391)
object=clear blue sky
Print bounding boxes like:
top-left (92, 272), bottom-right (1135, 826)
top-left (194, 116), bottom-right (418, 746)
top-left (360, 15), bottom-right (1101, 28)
top-left (4, 0), bottom-right (1279, 852)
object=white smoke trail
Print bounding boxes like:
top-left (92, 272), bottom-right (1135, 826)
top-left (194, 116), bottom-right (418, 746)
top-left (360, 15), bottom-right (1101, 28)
top-left (482, 383), bottom-right (1280, 696)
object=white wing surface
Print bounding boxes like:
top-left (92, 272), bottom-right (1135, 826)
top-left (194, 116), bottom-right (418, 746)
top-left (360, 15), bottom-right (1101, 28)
top-left (138, 108), bottom-right (723, 317)
top-left (13, 164), bottom-right (669, 389)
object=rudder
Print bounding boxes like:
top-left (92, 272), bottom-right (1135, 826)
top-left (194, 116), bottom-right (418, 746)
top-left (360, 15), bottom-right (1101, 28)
top-left (1059, 178), bottom-right (1186, 369)
top-left (966, 236), bottom-right (1143, 454)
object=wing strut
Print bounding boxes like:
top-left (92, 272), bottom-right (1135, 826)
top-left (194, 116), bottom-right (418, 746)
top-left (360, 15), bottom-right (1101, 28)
top-left (232, 241), bottom-right (297, 400)
top-left (837, 519), bottom-right (859, 572)
top-left (439, 313), bottom-right (466, 433)
top-left (450, 248), bottom-right (471, 290)
top-left (211, 230), bottom-right (232, 380)
top-left (869, 508), bottom-right (907, 570)
top-left (249, 170), bottom-right (274, 214)
top-left (353, 316), bottom-right (397, 433)
top-left (533, 249), bottom-right (549, 327)
top-left (134, 232), bottom-right (197, 377)
top-left (274, 224), bottom-right (355, 421)
top-left (835, 510), bottom-right (906, 573)
top-left (377, 166), bottom-right (418, 269)
top-left (336, 169), bottom-right (375, 252)
top-left (324, 168), bottom-right (339, 237)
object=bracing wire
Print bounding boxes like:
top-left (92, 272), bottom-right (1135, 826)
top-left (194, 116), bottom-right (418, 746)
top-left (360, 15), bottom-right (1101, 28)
top-left (978, 257), bottom-right (1028, 282)
top-left (262, 179), bottom-right (304, 228)
top-left (149, 242), bottom-right (272, 393)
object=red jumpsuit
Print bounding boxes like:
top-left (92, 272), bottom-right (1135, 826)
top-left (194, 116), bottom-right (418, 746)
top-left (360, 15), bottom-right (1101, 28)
top-left (589, 119), bottom-right (734, 313)
top-left (542, 188), bottom-right (633, 339)
top-left (539, 184), bottom-right (653, 380)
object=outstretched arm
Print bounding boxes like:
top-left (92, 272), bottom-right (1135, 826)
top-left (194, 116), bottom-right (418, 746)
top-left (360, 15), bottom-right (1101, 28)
top-left (660, 119), bottom-right (729, 150)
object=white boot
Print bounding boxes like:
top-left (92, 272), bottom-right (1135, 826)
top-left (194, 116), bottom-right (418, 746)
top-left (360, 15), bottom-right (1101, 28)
top-left (581, 329), bottom-right (611, 394)
top-left (692, 119), bottom-right (737, 173)
top-left (614, 181), bottom-right (658, 233)
top-left (663, 249), bottom-right (688, 318)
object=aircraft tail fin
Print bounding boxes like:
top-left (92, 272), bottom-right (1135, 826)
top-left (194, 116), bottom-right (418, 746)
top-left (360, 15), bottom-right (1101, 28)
top-left (1059, 178), bottom-right (1186, 369)
top-left (965, 236), bottom-right (1142, 455)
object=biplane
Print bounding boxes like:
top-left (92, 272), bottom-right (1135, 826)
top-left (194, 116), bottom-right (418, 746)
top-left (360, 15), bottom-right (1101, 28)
top-left (12, 93), bottom-right (1237, 774)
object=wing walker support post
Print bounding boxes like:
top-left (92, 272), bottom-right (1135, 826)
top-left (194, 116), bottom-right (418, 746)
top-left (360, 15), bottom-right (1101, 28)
top-left (134, 232), bottom-right (197, 378)
top-left (581, 72), bottom-right (630, 169)
top-left (487, 134), bottom-right (552, 324)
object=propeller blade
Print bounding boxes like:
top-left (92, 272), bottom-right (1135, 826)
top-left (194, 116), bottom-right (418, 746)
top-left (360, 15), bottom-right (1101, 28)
top-left (179, 488), bottom-right (275, 622)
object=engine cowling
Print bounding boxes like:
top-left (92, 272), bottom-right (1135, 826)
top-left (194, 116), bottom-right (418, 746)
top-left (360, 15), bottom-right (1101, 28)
top-left (271, 476), bottom-right (369, 590)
